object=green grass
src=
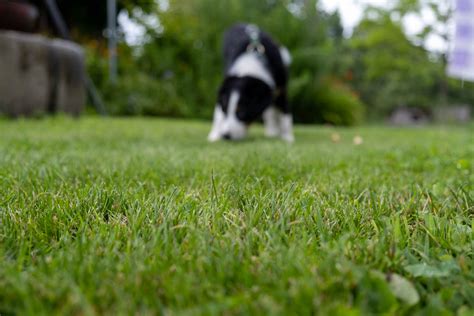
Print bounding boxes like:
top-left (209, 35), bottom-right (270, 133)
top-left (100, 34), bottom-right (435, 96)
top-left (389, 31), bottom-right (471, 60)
top-left (0, 117), bottom-right (472, 315)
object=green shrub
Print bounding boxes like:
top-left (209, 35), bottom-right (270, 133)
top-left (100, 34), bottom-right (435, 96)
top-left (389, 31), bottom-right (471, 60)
top-left (102, 74), bottom-right (189, 117)
top-left (289, 76), bottom-right (365, 126)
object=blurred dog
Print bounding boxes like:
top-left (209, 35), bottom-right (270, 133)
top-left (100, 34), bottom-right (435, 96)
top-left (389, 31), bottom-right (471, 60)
top-left (208, 24), bottom-right (293, 142)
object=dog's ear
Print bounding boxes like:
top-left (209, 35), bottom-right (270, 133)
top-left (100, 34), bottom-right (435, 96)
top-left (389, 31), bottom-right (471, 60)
top-left (218, 76), bottom-right (239, 95)
top-left (217, 76), bottom-right (239, 112)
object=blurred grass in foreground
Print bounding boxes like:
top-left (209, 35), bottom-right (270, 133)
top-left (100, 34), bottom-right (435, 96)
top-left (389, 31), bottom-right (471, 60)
top-left (0, 117), bottom-right (472, 315)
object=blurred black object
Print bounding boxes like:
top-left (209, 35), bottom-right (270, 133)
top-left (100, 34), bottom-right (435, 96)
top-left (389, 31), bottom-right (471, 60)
top-left (0, 0), bottom-right (39, 32)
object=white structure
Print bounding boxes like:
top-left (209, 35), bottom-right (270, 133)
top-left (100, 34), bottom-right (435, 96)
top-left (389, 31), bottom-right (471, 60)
top-left (448, 0), bottom-right (474, 82)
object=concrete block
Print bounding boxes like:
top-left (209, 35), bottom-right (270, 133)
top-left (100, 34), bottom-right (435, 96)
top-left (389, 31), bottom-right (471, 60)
top-left (0, 31), bottom-right (85, 117)
top-left (51, 39), bottom-right (86, 116)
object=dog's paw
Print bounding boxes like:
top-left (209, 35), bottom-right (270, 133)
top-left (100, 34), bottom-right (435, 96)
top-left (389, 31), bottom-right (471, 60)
top-left (265, 127), bottom-right (280, 138)
top-left (281, 133), bottom-right (295, 143)
top-left (208, 133), bottom-right (221, 142)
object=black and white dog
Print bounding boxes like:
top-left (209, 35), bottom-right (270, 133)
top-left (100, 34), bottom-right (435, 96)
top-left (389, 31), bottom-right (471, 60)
top-left (208, 24), bottom-right (294, 142)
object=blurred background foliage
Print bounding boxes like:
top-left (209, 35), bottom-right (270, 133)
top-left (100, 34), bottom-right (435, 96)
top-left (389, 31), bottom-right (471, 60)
top-left (63, 0), bottom-right (473, 125)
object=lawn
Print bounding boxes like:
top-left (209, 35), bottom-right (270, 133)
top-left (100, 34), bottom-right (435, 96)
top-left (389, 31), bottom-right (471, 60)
top-left (0, 117), bottom-right (472, 315)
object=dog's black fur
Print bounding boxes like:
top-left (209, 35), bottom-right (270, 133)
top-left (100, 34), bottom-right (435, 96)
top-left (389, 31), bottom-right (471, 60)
top-left (218, 76), bottom-right (272, 123)
top-left (218, 23), bottom-right (290, 119)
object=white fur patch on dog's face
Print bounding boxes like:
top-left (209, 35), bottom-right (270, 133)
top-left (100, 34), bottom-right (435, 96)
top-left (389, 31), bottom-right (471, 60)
top-left (208, 91), bottom-right (248, 141)
top-left (220, 91), bottom-right (247, 140)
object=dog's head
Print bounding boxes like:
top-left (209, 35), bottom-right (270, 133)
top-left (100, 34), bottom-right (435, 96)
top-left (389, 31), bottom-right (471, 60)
top-left (214, 76), bottom-right (273, 140)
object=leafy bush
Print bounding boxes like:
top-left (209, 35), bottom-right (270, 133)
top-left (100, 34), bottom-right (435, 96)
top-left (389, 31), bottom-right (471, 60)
top-left (289, 75), bottom-right (365, 126)
top-left (101, 74), bottom-right (187, 117)
top-left (348, 16), bottom-right (443, 116)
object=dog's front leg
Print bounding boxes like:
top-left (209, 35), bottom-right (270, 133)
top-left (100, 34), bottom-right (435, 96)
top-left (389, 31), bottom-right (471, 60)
top-left (208, 105), bottom-right (225, 142)
top-left (273, 89), bottom-right (294, 143)
top-left (263, 107), bottom-right (280, 138)
top-left (279, 113), bottom-right (294, 143)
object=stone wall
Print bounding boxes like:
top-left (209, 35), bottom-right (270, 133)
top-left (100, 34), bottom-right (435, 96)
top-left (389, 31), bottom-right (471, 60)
top-left (0, 31), bottom-right (85, 117)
